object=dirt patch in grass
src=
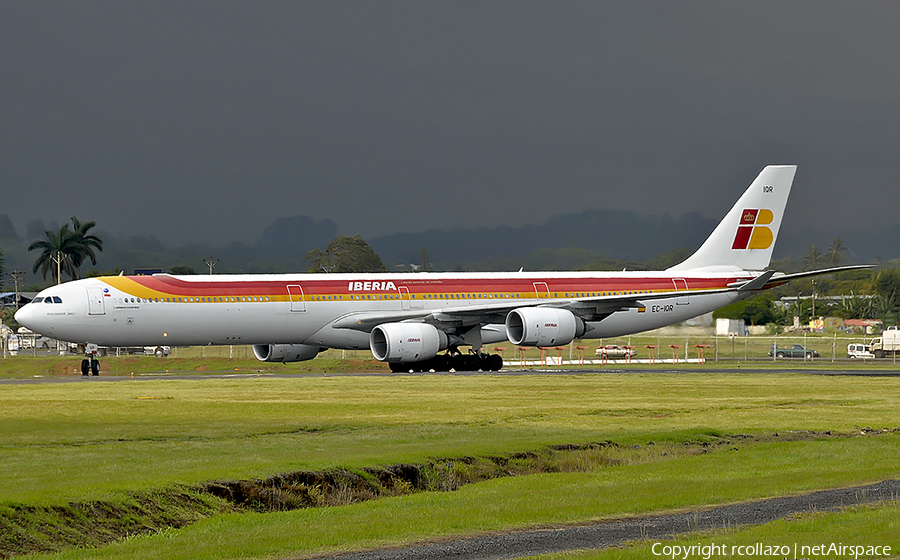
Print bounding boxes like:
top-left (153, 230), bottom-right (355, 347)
top-left (1, 430), bottom-right (897, 557)
top-left (0, 489), bottom-right (231, 558)
top-left (49, 362), bottom-right (79, 376)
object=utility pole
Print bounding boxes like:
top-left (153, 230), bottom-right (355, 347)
top-left (204, 256), bottom-right (219, 275)
top-left (811, 279), bottom-right (817, 319)
top-left (50, 251), bottom-right (66, 285)
top-left (8, 271), bottom-right (24, 309)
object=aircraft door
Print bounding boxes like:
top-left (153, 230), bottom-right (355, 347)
top-left (287, 285), bottom-right (306, 312)
top-left (533, 282), bottom-right (550, 299)
top-left (87, 288), bottom-right (106, 315)
top-left (672, 278), bottom-right (690, 305)
top-left (398, 286), bottom-right (411, 310)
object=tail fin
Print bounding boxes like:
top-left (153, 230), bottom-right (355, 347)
top-left (668, 165), bottom-right (797, 272)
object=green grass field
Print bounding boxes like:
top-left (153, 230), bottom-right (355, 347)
top-left (2, 365), bottom-right (899, 558)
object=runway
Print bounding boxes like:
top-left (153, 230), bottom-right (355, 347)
top-left (3, 365), bottom-right (900, 385)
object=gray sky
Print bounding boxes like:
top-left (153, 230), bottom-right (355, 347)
top-left (2, 1), bottom-right (899, 246)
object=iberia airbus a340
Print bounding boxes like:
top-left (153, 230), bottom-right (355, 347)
top-left (16, 166), bottom-right (864, 374)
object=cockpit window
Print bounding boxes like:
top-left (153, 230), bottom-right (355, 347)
top-left (32, 297), bottom-right (43, 303)
top-left (52, 296), bottom-right (62, 303)
top-left (45, 298), bottom-right (53, 304)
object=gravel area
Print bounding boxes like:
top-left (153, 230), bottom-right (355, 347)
top-left (310, 479), bottom-right (900, 560)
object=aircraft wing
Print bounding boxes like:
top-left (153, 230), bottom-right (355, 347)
top-left (330, 285), bottom-right (743, 334)
top-left (329, 265), bottom-right (871, 335)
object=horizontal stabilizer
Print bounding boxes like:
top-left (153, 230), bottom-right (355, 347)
top-left (731, 270), bottom-right (776, 291)
top-left (763, 264), bottom-right (874, 288)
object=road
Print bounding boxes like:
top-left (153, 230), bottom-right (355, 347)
top-left (312, 480), bottom-right (900, 560)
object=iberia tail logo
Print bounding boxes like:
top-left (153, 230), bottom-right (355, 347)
top-left (732, 209), bottom-right (774, 250)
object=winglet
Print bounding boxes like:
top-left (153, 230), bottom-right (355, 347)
top-left (668, 165), bottom-right (797, 272)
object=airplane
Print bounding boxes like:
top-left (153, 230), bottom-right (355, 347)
top-left (15, 165), bottom-right (867, 375)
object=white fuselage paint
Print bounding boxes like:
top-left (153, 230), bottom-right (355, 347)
top-left (16, 271), bottom-right (749, 351)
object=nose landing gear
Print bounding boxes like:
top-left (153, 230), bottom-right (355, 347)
top-left (80, 343), bottom-right (101, 376)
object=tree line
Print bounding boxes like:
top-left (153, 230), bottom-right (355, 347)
top-left (3, 217), bottom-right (899, 326)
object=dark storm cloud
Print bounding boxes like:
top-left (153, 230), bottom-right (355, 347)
top-left (2, 2), bottom-right (899, 245)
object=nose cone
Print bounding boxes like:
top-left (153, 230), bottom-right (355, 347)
top-left (14, 305), bottom-right (34, 330)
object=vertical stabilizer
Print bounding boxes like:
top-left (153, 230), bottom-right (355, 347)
top-left (668, 165), bottom-right (796, 272)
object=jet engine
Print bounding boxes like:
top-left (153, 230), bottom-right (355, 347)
top-left (252, 343), bottom-right (321, 363)
top-left (505, 308), bottom-right (586, 347)
top-left (370, 323), bottom-right (449, 363)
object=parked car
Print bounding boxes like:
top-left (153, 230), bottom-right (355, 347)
top-left (847, 343), bottom-right (874, 359)
top-left (15, 327), bottom-right (56, 350)
top-left (768, 344), bottom-right (819, 359)
top-left (595, 345), bottom-right (637, 359)
top-left (96, 346), bottom-right (171, 357)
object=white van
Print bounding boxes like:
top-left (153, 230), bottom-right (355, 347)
top-left (847, 343), bottom-right (874, 359)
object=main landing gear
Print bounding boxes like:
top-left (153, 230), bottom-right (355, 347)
top-left (388, 351), bottom-right (503, 373)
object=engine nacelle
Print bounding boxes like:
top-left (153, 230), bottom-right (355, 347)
top-left (505, 307), bottom-right (585, 347)
top-left (370, 323), bottom-right (449, 363)
top-left (252, 343), bottom-right (320, 363)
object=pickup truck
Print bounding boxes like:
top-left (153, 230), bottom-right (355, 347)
top-left (768, 344), bottom-right (819, 359)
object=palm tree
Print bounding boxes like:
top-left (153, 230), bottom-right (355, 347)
top-left (801, 245), bottom-right (824, 270)
top-left (68, 216), bottom-right (103, 279)
top-left (28, 225), bottom-right (78, 284)
top-left (824, 237), bottom-right (847, 265)
top-left (873, 268), bottom-right (900, 323)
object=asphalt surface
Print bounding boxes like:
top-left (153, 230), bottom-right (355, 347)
top-left (3, 365), bottom-right (900, 384)
top-left (309, 480), bottom-right (900, 560)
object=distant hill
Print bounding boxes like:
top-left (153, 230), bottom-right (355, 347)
top-left (369, 209), bottom-right (718, 268)
top-left (4, 208), bottom-right (899, 290)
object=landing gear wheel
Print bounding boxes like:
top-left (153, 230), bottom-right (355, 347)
top-left (433, 354), bottom-right (451, 372)
top-left (485, 354), bottom-right (504, 371)
top-left (389, 362), bottom-right (410, 373)
top-left (91, 359), bottom-right (100, 376)
top-left (81, 359), bottom-right (90, 376)
top-left (459, 354), bottom-right (480, 371)
top-left (154, 347), bottom-right (164, 358)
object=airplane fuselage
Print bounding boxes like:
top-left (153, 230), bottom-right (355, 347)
top-left (16, 270), bottom-right (748, 349)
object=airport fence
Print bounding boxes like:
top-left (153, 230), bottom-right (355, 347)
top-left (3, 334), bottom-right (892, 364)
top-left (472, 333), bottom-right (887, 365)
